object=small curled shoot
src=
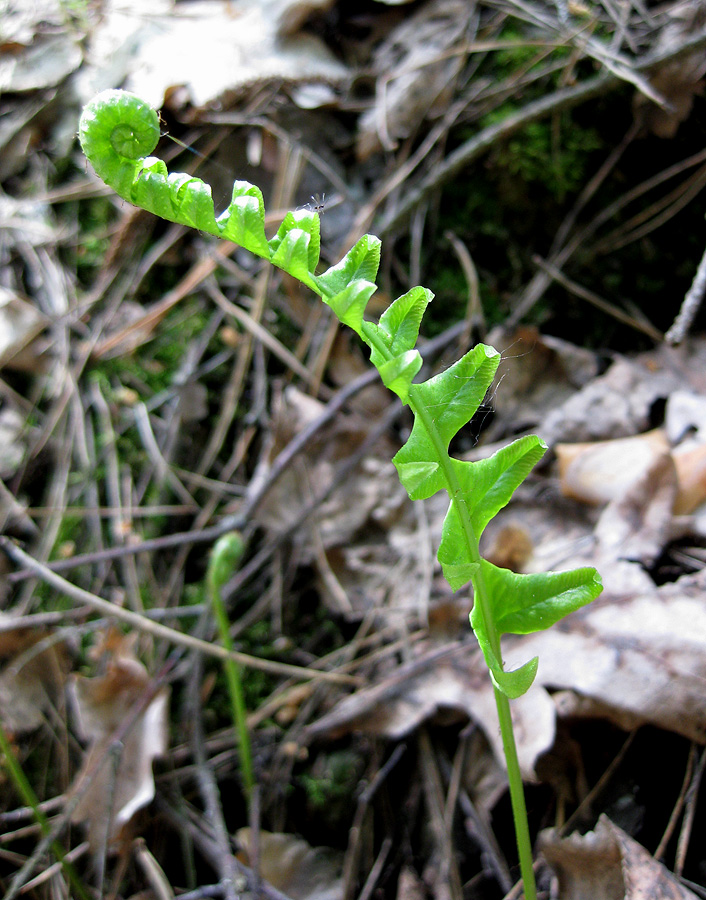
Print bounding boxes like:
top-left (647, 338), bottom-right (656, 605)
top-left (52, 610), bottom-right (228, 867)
top-left (206, 532), bottom-right (253, 797)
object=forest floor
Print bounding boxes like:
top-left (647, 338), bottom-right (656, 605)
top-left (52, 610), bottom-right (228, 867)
top-left (3, 1), bottom-right (706, 898)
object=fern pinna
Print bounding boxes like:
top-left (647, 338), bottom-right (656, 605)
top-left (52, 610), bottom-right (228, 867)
top-left (80, 89), bottom-right (602, 898)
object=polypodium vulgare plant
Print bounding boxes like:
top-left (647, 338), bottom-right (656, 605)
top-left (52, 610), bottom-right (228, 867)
top-left (79, 89), bottom-right (603, 899)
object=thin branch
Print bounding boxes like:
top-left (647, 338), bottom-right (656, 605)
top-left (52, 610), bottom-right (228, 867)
top-left (665, 241), bottom-right (706, 345)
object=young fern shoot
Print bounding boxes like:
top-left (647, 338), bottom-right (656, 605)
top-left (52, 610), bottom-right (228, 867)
top-left (79, 90), bottom-right (603, 899)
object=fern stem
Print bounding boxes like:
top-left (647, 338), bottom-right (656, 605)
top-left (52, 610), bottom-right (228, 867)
top-left (320, 291), bottom-right (537, 897)
top-left (407, 390), bottom-right (501, 649)
top-left (495, 690), bottom-right (537, 899)
top-left (408, 389), bottom-right (537, 900)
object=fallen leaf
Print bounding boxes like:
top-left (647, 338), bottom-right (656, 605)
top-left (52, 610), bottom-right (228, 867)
top-left (593, 449), bottom-right (677, 565)
top-left (69, 630), bottom-right (169, 849)
top-left (77, 0), bottom-right (348, 110)
top-left (306, 640), bottom-right (556, 780)
top-left (0, 614), bottom-right (70, 735)
top-left (236, 829), bottom-right (343, 900)
top-left (540, 356), bottom-right (680, 446)
top-left (540, 815), bottom-right (699, 899)
top-left (555, 430), bottom-right (670, 506)
top-left (0, 33), bottom-right (82, 92)
top-left (504, 566), bottom-right (706, 746)
top-left (2, 0), bottom-right (69, 44)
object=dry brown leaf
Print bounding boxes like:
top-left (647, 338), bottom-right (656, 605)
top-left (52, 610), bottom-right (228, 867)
top-left (0, 32), bottom-right (82, 92)
top-left (555, 430), bottom-right (706, 560)
top-left (236, 828), bottom-right (343, 900)
top-left (0, 614), bottom-right (70, 735)
top-left (306, 640), bottom-right (556, 779)
top-left (540, 815), bottom-right (699, 900)
top-left (504, 566), bottom-right (706, 745)
top-left (69, 630), bottom-right (169, 849)
top-left (0, 287), bottom-right (48, 372)
top-left (78, 0), bottom-right (348, 111)
top-left (540, 356), bottom-right (680, 447)
top-left (555, 430), bottom-right (670, 506)
top-left (593, 450), bottom-right (678, 565)
top-left (2, 0), bottom-right (69, 44)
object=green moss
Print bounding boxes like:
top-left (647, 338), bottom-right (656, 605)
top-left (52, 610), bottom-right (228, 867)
top-left (71, 196), bottom-right (116, 280)
top-left (299, 748), bottom-right (365, 824)
top-left (93, 300), bottom-right (211, 396)
top-left (494, 120), bottom-right (603, 201)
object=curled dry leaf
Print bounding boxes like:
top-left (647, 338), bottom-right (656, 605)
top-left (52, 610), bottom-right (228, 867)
top-left (540, 815), bottom-right (699, 900)
top-left (236, 828), bottom-right (343, 900)
top-left (593, 449), bottom-right (678, 566)
top-left (555, 429), bottom-right (671, 506)
top-left (69, 630), bottom-right (169, 849)
top-left (540, 356), bottom-right (680, 446)
top-left (0, 614), bottom-right (70, 735)
top-left (0, 31), bottom-right (82, 92)
top-left (556, 429), bottom-right (706, 544)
